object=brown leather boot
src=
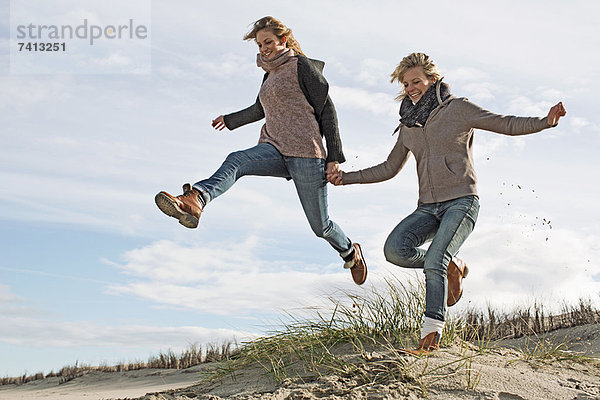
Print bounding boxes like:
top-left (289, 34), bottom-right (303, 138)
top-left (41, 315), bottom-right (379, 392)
top-left (447, 257), bottom-right (469, 307)
top-left (344, 243), bottom-right (368, 285)
top-left (155, 183), bottom-right (203, 228)
top-left (402, 332), bottom-right (441, 356)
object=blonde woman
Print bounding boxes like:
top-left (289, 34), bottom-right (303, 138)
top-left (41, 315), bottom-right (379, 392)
top-left (155, 16), bottom-right (367, 285)
top-left (329, 52), bottom-right (566, 353)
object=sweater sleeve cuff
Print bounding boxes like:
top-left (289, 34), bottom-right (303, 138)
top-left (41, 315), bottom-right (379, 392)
top-left (538, 116), bottom-right (553, 129)
top-left (326, 154), bottom-right (346, 164)
top-left (223, 114), bottom-right (235, 130)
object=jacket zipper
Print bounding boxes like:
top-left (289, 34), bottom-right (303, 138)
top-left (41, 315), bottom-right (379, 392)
top-left (421, 104), bottom-right (447, 202)
top-left (421, 124), bottom-right (435, 201)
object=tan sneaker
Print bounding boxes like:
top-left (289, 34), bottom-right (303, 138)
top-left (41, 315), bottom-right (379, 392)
top-left (155, 183), bottom-right (203, 228)
top-left (447, 257), bottom-right (469, 307)
top-left (343, 243), bottom-right (367, 285)
top-left (401, 332), bottom-right (441, 356)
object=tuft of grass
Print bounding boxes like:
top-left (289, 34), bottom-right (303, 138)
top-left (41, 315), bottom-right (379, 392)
top-left (201, 278), bottom-right (428, 388)
top-left (517, 338), bottom-right (568, 364)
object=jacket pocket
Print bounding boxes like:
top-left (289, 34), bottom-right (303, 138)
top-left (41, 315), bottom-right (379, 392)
top-left (443, 154), bottom-right (467, 178)
top-left (443, 154), bottom-right (477, 186)
top-left (426, 156), bottom-right (462, 184)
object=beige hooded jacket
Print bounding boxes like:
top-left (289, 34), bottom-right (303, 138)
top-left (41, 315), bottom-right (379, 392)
top-left (342, 83), bottom-right (552, 204)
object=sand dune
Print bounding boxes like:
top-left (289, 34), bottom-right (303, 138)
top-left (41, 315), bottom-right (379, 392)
top-left (0, 365), bottom-right (209, 400)
top-left (2, 324), bottom-right (599, 400)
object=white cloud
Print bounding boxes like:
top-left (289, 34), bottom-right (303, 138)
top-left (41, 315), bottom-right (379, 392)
top-left (0, 278), bottom-right (259, 375)
top-left (460, 82), bottom-right (498, 102)
top-left (0, 76), bottom-right (72, 109)
top-left (570, 117), bottom-right (591, 130)
top-left (507, 95), bottom-right (551, 117)
top-left (151, 49), bottom-right (260, 83)
top-left (107, 237), bottom-right (360, 315)
top-left (0, 284), bottom-right (36, 317)
top-left (196, 53), bottom-right (257, 79)
top-left (0, 170), bottom-right (153, 233)
top-left (356, 58), bottom-right (395, 87)
top-left (446, 66), bottom-right (490, 83)
top-left (330, 85), bottom-right (397, 117)
top-left (452, 214), bottom-right (600, 315)
top-left (537, 87), bottom-right (565, 101)
top-left (0, 316), bottom-right (254, 349)
top-left (445, 66), bottom-right (499, 102)
top-left (0, 284), bottom-right (20, 303)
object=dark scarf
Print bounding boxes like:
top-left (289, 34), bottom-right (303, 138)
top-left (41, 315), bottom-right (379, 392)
top-left (399, 80), bottom-right (452, 128)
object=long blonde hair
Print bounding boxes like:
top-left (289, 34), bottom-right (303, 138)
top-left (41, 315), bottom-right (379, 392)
top-left (243, 16), bottom-right (305, 56)
top-left (390, 52), bottom-right (442, 100)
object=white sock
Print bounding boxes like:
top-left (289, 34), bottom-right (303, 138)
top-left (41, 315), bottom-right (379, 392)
top-left (342, 245), bottom-right (356, 269)
top-left (421, 316), bottom-right (445, 339)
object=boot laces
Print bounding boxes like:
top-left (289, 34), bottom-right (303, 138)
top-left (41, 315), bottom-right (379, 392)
top-left (180, 188), bottom-right (205, 208)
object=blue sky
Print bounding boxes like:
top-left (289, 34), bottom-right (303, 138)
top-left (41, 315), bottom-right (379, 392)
top-left (1, 0), bottom-right (599, 377)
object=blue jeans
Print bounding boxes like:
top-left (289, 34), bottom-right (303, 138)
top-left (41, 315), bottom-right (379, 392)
top-left (192, 143), bottom-right (354, 256)
top-left (383, 195), bottom-right (480, 322)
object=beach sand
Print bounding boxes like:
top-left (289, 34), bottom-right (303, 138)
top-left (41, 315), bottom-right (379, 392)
top-left (0, 365), bottom-right (210, 400)
top-left (2, 324), bottom-right (599, 400)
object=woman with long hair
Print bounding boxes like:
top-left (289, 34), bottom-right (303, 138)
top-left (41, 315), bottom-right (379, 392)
top-left (329, 52), bottom-right (566, 352)
top-left (155, 16), bottom-right (367, 285)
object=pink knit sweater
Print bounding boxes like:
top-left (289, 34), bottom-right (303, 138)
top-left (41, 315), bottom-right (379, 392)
top-left (257, 51), bottom-right (326, 159)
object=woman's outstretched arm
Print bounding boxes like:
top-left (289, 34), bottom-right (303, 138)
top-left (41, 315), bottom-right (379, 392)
top-left (459, 99), bottom-right (566, 136)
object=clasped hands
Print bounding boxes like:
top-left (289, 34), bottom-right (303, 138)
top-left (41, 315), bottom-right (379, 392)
top-left (326, 162), bottom-right (343, 186)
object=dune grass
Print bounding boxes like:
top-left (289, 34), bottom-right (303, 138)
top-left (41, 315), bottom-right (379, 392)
top-left (198, 279), bottom-right (433, 391)
top-left (201, 278), bottom-right (599, 393)
top-left (462, 297), bottom-right (600, 342)
top-left (2, 278), bottom-right (598, 389)
top-left (210, 279), bottom-right (426, 378)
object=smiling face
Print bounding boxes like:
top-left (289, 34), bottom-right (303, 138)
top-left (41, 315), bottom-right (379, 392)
top-left (402, 66), bottom-right (437, 103)
top-left (256, 28), bottom-right (287, 60)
